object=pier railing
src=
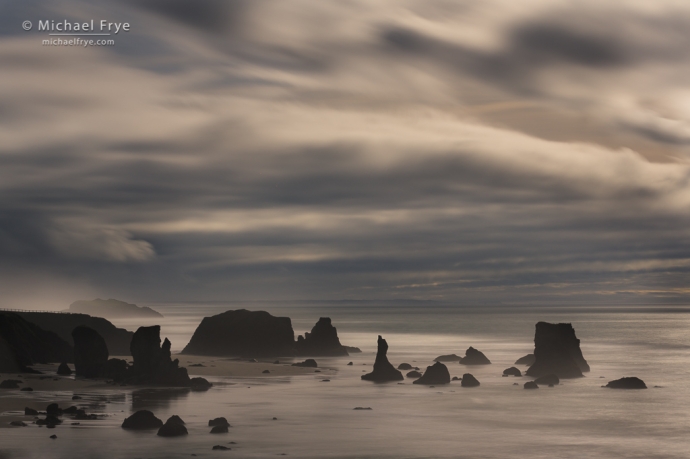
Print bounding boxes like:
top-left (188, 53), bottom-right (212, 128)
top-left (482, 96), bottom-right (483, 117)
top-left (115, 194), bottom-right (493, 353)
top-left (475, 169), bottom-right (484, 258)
top-left (0, 308), bottom-right (75, 314)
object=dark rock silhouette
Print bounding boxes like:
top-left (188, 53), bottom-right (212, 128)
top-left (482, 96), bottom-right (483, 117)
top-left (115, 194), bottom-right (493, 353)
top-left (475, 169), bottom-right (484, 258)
top-left (157, 415), bottom-right (188, 437)
top-left (406, 370), bottom-right (422, 378)
top-left (10, 421), bottom-right (27, 427)
top-left (503, 367), bottom-right (522, 376)
top-left (361, 336), bottom-right (404, 382)
top-left (182, 310), bottom-right (295, 357)
top-left (57, 363), bottom-right (72, 376)
top-left (211, 424), bottom-right (228, 433)
top-left (190, 377), bottom-right (213, 391)
top-left (103, 358), bottom-right (129, 381)
top-left (460, 373), bottom-right (480, 387)
top-left (526, 322), bottom-right (589, 378)
top-left (434, 354), bottom-right (462, 362)
top-left (68, 299), bottom-right (163, 319)
top-left (36, 415), bottom-right (62, 426)
top-left (397, 363), bottom-right (413, 370)
top-left (295, 318), bottom-right (349, 356)
top-left (606, 377), bottom-right (647, 389)
top-left (213, 445), bottom-right (231, 450)
top-left (122, 410), bottom-right (163, 429)
top-left (459, 347), bottom-right (491, 365)
top-left (129, 326), bottom-right (193, 387)
top-left (524, 381), bottom-right (539, 389)
top-left (13, 311), bottom-right (133, 356)
top-left (515, 354), bottom-right (535, 366)
top-left (46, 403), bottom-right (62, 415)
top-left (25, 407), bottom-right (39, 415)
top-left (0, 313), bottom-right (73, 371)
top-left (534, 374), bottom-right (559, 386)
top-left (292, 359), bottom-right (318, 368)
top-left (209, 417), bottom-right (230, 427)
top-left (452, 376), bottom-right (461, 381)
top-left (72, 326), bottom-right (109, 378)
top-left (413, 362), bottom-right (451, 385)
top-left (0, 379), bottom-right (21, 389)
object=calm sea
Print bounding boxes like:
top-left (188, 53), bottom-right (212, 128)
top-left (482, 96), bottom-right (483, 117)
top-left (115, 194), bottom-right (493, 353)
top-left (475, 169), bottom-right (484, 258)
top-left (2, 302), bottom-right (689, 458)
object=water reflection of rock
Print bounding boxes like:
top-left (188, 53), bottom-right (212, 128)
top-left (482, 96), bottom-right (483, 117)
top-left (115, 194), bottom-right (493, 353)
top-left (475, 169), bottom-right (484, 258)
top-left (130, 388), bottom-right (190, 411)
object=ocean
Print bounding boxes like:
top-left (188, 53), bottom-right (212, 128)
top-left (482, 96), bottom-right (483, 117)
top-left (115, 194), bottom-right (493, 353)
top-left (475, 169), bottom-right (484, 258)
top-left (1, 302), bottom-right (689, 458)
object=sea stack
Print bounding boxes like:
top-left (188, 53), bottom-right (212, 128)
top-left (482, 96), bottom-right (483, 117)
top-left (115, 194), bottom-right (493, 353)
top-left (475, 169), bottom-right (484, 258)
top-left (181, 310), bottom-right (295, 357)
top-left (361, 336), bottom-right (404, 382)
top-left (526, 322), bottom-right (589, 378)
top-left (459, 347), bottom-right (491, 365)
top-left (295, 318), bottom-right (349, 356)
top-left (413, 362), bottom-right (451, 385)
top-left (72, 326), bottom-right (109, 378)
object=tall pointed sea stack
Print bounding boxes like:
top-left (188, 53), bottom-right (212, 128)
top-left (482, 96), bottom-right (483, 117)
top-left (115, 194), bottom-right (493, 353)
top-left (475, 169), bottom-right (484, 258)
top-left (361, 335), bottom-right (404, 382)
top-left (296, 317), bottom-right (349, 356)
top-left (526, 322), bottom-right (589, 378)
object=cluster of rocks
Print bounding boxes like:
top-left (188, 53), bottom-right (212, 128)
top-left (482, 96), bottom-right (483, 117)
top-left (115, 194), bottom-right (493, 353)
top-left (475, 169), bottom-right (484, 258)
top-left (122, 410), bottom-right (232, 437)
top-left (16, 402), bottom-right (101, 428)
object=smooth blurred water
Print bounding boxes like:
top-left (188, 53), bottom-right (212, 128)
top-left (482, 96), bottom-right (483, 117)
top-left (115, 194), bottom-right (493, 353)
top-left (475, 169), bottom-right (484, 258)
top-left (1, 303), bottom-right (689, 458)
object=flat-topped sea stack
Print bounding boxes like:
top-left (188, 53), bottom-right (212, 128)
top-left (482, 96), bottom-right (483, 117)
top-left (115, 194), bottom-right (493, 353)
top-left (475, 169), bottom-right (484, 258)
top-left (526, 322), bottom-right (589, 378)
top-left (67, 298), bottom-right (163, 318)
top-left (413, 362), bottom-right (450, 385)
top-left (13, 311), bottom-right (133, 356)
top-left (182, 310), bottom-right (295, 357)
top-left (295, 318), bottom-right (349, 356)
top-left (361, 336), bottom-right (404, 382)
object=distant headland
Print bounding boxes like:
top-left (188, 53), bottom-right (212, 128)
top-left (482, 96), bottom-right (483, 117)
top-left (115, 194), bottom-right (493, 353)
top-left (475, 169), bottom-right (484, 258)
top-left (65, 299), bottom-right (163, 319)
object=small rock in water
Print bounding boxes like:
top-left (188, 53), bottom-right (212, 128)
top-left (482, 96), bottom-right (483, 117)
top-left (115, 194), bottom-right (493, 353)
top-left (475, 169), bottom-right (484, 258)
top-left (524, 381), bottom-right (539, 389)
top-left (72, 395), bottom-right (82, 400)
top-left (262, 370), bottom-right (270, 374)
top-left (503, 367), bottom-right (522, 377)
top-left (451, 376), bottom-right (461, 381)
top-left (397, 363), bottom-right (413, 370)
top-left (50, 435), bottom-right (57, 439)
top-left (212, 445), bottom-right (230, 450)
top-left (321, 379), bottom-right (330, 382)
top-left (20, 387), bottom-right (33, 391)
top-left (208, 417), bottom-right (230, 427)
top-left (292, 359), bottom-right (317, 368)
top-left (353, 407), bottom-right (372, 410)
top-left (10, 421), bottom-right (27, 427)
top-left (460, 373), bottom-right (480, 387)
top-left (274, 360), bottom-right (280, 364)
top-left (25, 407), bottom-right (38, 416)
top-left (605, 377), bottom-right (647, 389)
top-left (513, 383), bottom-right (519, 385)
top-left (347, 362), bottom-right (353, 366)
top-left (273, 417), bottom-right (278, 420)
top-left (210, 425), bottom-right (228, 434)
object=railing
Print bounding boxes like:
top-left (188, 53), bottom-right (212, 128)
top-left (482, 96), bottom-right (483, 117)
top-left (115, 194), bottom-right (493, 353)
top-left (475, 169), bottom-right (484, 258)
top-left (0, 308), bottom-right (76, 314)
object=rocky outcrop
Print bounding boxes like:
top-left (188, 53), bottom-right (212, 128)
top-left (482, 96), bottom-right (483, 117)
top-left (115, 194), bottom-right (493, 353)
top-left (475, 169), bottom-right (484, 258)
top-left (157, 415), bottom-right (187, 437)
top-left (606, 377), bottom-right (647, 389)
top-left (534, 374), bottom-right (559, 386)
top-left (460, 373), bottom-right (480, 387)
top-left (434, 354), bottom-right (462, 362)
top-left (459, 347), bottom-right (491, 365)
top-left (121, 410), bottom-right (163, 429)
top-left (0, 312), bottom-right (73, 370)
top-left (526, 322), bottom-right (589, 378)
top-left (524, 381), bottom-right (539, 389)
top-left (361, 336), bottom-right (404, 382)
top-left (503, 367), bottom-right (522, 376)
top-left (67, 299), bottom-right (163, 319)
top-left (292, 359), bottom-right (317, 368)
top-left (57, 363), bottom-right (72, 376)
top-left (412, 362), bottom-right (450, 385)
top-left (515, 354), bottom-right (535, 366)
top-left (182, 310), bottom-right (295, 357)
top-left (72, 326), bottom-right (109, 378)
top-left (14, 311), bottom-right (133, 356)
top-left (295, 318), bottom-right (349, 356)
top-left (129, 326), bottom-right (197, 387)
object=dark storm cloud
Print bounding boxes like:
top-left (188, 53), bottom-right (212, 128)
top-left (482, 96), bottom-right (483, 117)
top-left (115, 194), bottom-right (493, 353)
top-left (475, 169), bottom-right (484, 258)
top-left (127, 0), bottom-right (247, 34)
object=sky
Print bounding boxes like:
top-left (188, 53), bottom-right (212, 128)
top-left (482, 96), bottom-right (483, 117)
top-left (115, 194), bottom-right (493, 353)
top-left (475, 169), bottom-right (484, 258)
top-left (1, 0), bottom-right (690, 308)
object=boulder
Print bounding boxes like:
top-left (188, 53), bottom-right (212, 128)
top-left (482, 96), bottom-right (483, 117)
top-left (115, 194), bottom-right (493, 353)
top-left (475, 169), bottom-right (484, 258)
top-left (72, 326), bottom-right (109, 378)
top-left (157, 416), bottom-right (188, 437)
top-left (292, 359), bottom-right (318, 368)
top-left (397, 363), bottom-right (413, 370)
top-left (103, 358), bottom-right (129, 381)
top-left (208, 417), bottom-right (230, 427)
top-left (459, 347), bottom-right (491, 365)
top-left (181, 310), bottom-right (296, 357)
top-left (503, 367), bottom-right (522, 377)
top-left (606, 377), bottom-right (647, 389)
top-left (406, 370), bottom-right (422, 378)
top-left (452, 376), bottom-right (461, 381)
top-left (526, 322), bottom-right (589, 378)
top-left (121, 410), bottom-right (163, 430)
top-left (0, 379), bottom-right (22, 389)
top-left (25, 407), bottom-right (39, 415)
top-left (434, 354), bottom-right (462, 362)
top-left (361, 336), bottom-right (404, 382)
top-left (190, 377), bottom-right (213, 391)
top-left (57, 363), bottom-right (72, 376)
top-left (534, 374), bottom-right (559, 386)
top-left (524, 381), bottom-right (539, 389)
top-left (460, 373), bottom-right (480, 387)
top-left (515, 354), bottom-right (535, 366)
top-left (295, 318), bottom-right (349, 356)
top-left (413, 362), bottom-right (451, 385)
top-left (210, 425), bottom-right (228, 433)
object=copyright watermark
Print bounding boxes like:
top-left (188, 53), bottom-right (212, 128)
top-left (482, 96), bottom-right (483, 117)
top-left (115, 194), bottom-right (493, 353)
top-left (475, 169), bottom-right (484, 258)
top-left (23, 19), bottom-right (131, 47)
top-left (22, 21), bottom-right (32, 30)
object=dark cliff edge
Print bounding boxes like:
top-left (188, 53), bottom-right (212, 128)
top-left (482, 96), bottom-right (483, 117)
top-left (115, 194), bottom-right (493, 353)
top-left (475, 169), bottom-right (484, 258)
top-left (0, 312), bottom-right (74, 370)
